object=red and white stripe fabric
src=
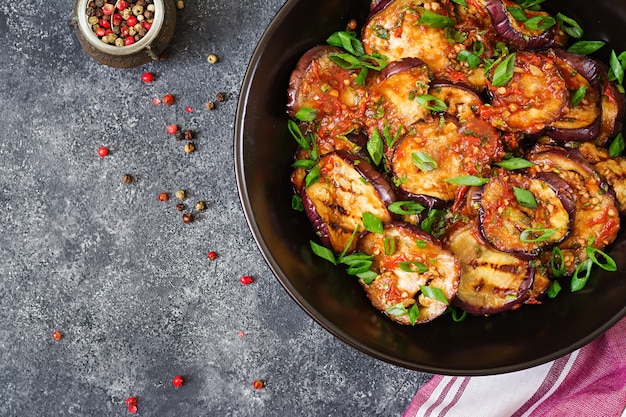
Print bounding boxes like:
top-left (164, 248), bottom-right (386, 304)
top-left (404, 316), bottom-right (626, 417)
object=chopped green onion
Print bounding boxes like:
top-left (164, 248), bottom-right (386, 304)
top-left (566, 41), bottom-right (606, 55)
top-left (399, 261), bottom-right (429, 273)
top-left (506, 6), bottom-right (527, 22)
top-left (326, 30), bottom-right (365, 56)
top-left (295, 107), bottom-right (318, 122)
top-left (408, 304), bottom-right (420, 326)
top-left (571, 258), bottom-right (593, 292)
top-left (418, 10), bottom-right (455, 28)
top-left (443, 175), bottom-right (489, 186)
top-left (524, 15), bottom-right (555, 31)
top-left (338, 226), bottom-right (361, 260)
top-left (362, 212), bottom-right (384, 234)
top-left (412, 152), bottom-right (439, 172)
top-left (367, 129), bottom-right (384, 166)
top-left (414, 95), bottom-right (448, 112)
top-left (556, 13), bottom-right (583, 38)
top-left (570, 85), bottom-right (587, 108)
top-left (609, 133), bottom-right (625, 158)
top-left (608, 50), bottom-right (624, 85)
top-left (345, 259), bottom-right (374, 275)
top-left (415, 239), bottom-right (427, 249)
top-left (547, 280), bottom-right (562, 298)
top-left (310, 240), bottom-right (336, 264)
top-left (514, 0), bottom-right (546, 10)
top-left (386, 303), bottom-right (408, 316)
top-left (520, 228), bottom-right (555, 243)
top-left (384, 237), bottom-right (396, 256)
top-left (451, 0), bottom-right (467, 7)
top-left (551, 246), bottom-right (565, 278)
top-left (513, 186), bottom-right (537, 209)
top-left (388, 201), bottom-right (426, 215)
top-left (305, 166), bottom-right (320, 188)
top-left (358, 270), bottom-right (378, 284)
top-left (421, 209), bottom-right (446, 237)
top-left (492, 53), bottom-right (516, 87)
top-left (291, 195), bottom-right (304, 212)
top-left (450, 306), bottom-right (467, 322)
top-left (287, 119), bottom-right (310, 150)
top-left (372, 23), bottom-right (390, 40)
top-left (419, 286), bottom-right (449, 304)
top-left (292, 159), bottom-right (317, 169)
top-left (457, 50), bottom-right (480, 69)
top-left (585, 246), bottom-right (618, 271)
top-left (494, 157), bottom-right (536, 170)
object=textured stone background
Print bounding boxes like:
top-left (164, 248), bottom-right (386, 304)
top-left (0, 0), bottom-right (431, 416)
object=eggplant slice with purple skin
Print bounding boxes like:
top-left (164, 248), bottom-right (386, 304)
top-left (480, 51), bottom-right (569, 134)
top-left (390, 116), bottom-right (503, 203)
top-left (362, 0), bottom-right (456, 73)
top-left (428, 80), bottom-right (484, 120)
top-left (286, 45), bottom-right (369, 152)
top-left (476, 171), bottom-right (575, 258)
top-left (484, 0), bottom-right (565, 51)
top-left (577, 142), bottom-right (626, 215)
top-left (526, 146), bottom-right (621, 275)
top-left (598, 78), bottom-right (626, 146)
top-left (300, 150), bottom-right (396, 253)
top-left (443, 220), bottom-right (535, 315)
top-left (357, 221), bottom-right (460, 324)
top-left (543, 49), bottom-right (602, 142)
top-left (365, 58), bottom-right (431, 132)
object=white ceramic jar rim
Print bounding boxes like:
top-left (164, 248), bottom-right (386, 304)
top-left (77, 0), bottom-right (164, 55)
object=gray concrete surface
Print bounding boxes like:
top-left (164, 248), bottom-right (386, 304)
top-left (0, 1), bottom-right (431, 416)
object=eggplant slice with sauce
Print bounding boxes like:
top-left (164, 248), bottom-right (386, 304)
top-left (357, 221), bottom-right (460, 324)
top-left (300, 150), bottom-right (396, 253)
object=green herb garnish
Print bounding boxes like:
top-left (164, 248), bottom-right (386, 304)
top-left (412, 152), bottom-right (439, 172)
top-left (513, 186), bottom-right (538, 209)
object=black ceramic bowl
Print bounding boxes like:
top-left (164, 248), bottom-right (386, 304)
top-left (235, 0), bottom-right (626, 375)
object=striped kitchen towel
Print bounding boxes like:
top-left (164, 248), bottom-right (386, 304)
top-left (404, 316), bottom-right (626, 417)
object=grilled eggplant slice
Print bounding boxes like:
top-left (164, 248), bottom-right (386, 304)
top-left (480, 51), bottom-right (569, 134)
top-left (357, 222), bottom-right (460, 324)
top-left (443, 220), bottom-right (534, 315)
top-left (544, 50), bottom-right (602, 142)
top-left (391, 116), bottom-right (503, 202)
top-left (366, 58), bottom-right (431, 131)
top-left (578, 142), bottom-right (626, 214)
top-left (598, 80), bottom-right (626, 146)
top-left (527, 146), bottom-right (620, 275)
top-left (362, 0), bottom-right (456, 73)
top-left (428, 80), bottom-right (483, 120)
top-left (484, 0), bottom-right (564, 50)
top-left (287, 45), bottom-right (369, 144)
top-left (476, 171), bottom-right (575, 258)
top-left (300, 151), bottom-right (396, 253)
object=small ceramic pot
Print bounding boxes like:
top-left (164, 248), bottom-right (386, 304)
top-left (73, 0), bottom-right (176, 68)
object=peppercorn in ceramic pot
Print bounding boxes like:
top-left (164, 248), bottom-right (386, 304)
top-left (73, 0), bottom-right (176, 68)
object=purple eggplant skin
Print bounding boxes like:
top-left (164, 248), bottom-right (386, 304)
top-left (367, 0), bottom-right (393, 22)
top-left (375, 57), bottom-right (428, 81)
top-left (300, 187), bottom-right (332, 248)
top-left (551, 49), bottom-right (603, 89)
top-left (335, 150), bottom-right (397, 207)
top-left (286, 45), bottom-right (343, 119)
top-left (534, 172), bottom-right (577, 217)
top-left (598, 81), bottom-right (626, 146)
top-left (543, 118), bottom-right (601, 142)
top-left (484, 0), bottom-right (558, 50)
top-left (394, 186), bottom-right (449, 210)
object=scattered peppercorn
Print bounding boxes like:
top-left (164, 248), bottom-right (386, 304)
top-left (252, 379), bottom-right (264, 390)
top-left (182, 213), bottom-right (194, 224)
top-left (153, 97), bottom-right (161, 105)
top-left (237, 331), bottom-right (245, 338)
top-left (240, 275), bottom-right (253, 285)
top-left (346, 19), bottom-right (357, 31)
top-left (166, 124), bottom-right (178, 135)
top-left (194, 201), bottom-right (206, 211)
top-left (205, 101), bottom-right (216, 111)
top-left (185, 106), bottom-right (193, 113)
top-left (163, 93), bottom-right (175, 106)
top-left (207, 54), bottom-right (218, 64)
top-left (157, 192), bottom-right (169, 202)
top-left (125, 397), bottom-right (137, 407)
top-left (98, 146), bottom-right (109, 157)
top-left (175, 0), bottom-right (185, 10)
top-left (184, 143), bottom-right (195, 154)
top-left (207, 251), bottom-right (218, 260)
top-left (127, 404), bottom-right (138, 414)
top-left (121, 174), bottom-right (133, 185)
top-left (215, 92), bottom-right (226, 102)
top-left (172, 375), bottom-right (184, 388)
top-left (175, 189), bottom-right (186, 200)
top-left (176, 203), bottom-right (185, 211)
top-left (51, 331), bottom-right (62, 341)
top-left (141, 72), bottom-right (154, 83)
top-left (182, 130), bottom-right (193, 140)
